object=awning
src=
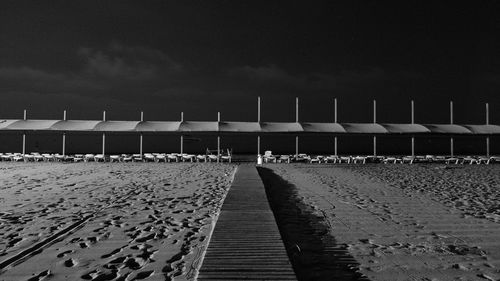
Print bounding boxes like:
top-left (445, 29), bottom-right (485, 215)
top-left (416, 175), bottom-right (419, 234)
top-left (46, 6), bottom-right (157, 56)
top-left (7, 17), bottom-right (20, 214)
top-left (51, 120), bottom-right (101, 131)
top-left (423, 124), bottom-right (472, 134)
top-left (341, 123), bottom-right (388, 134)
top-left (0, 119), bottom-right (21, 130)
top-left (3, 120), bottom-right (61, 130)
top-left (135, 121), bottom-right (181, 132)
top-left (301, 123), bottom-right (346, 133)
top-left (94, 121), bottom-right (140, 132)
top-left (463, 124), bottom-right (500, 135)
top-left (219, 122), bottom-right (261, 132)
top-left (179, 121), bottom-right (219, 132)
top-left (260, 122), bottom-right (303, 132)
top-left (382, 123), bottom-right (431, 134)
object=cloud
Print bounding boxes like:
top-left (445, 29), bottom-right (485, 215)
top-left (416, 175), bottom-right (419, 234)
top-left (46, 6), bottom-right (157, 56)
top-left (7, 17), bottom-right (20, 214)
top-left (77, 43), bottom-right (183, 80)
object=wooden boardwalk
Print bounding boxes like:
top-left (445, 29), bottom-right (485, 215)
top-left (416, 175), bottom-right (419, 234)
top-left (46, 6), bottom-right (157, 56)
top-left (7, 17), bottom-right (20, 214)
top-left (197, 165), bottom-right (297, 280)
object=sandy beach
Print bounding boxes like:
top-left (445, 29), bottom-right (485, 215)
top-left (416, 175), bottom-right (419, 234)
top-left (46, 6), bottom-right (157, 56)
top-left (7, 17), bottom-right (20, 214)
top-left (264, 164), bottom-right (500, 281)
top-left (0, 162), bottom-right (236, 281)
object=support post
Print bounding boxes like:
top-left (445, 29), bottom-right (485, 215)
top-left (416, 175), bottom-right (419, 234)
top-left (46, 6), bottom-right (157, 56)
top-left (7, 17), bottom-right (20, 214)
top-left (217, 112), bottom-right (220, 163)
top-left (486, 103), bottom-right (490, 157)
top-left (180, 112), bottom-right (184, 156)
top-left (450, 101), bottom-right (454, 157)
top-left (257, 96), bottom-right (261, 155)
top-left (411, 100), bottom-right (415, 157)
top-left (22, 109), bottom-right (27, 155)
top-left (373, 100), bottom-right (377, 157)
top-left (334, 98), bottom-right (338, 156)
top-left (102, 111), bottom-right (106, 156)
top-left (62, 110), bottom-right (67, 156)
top-left (295, 97), bottom-right (299, 157)
top-left (140, 111), bottom-right (144, 156)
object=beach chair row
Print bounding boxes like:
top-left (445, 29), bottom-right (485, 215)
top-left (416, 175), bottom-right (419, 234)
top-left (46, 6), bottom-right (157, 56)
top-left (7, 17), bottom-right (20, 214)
top-left (261, 151), bottom-right (500, 165)
top-left (0, 152), bottom-right (232, 163)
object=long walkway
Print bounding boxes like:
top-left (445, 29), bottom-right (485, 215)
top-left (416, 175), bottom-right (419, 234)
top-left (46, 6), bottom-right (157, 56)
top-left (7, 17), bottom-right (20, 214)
top-left (197, 164), bottom-right (297, 280)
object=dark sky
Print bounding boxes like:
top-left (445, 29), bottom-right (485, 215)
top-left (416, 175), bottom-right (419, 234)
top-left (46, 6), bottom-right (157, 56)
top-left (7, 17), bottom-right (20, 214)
top-left (0, 1), bottom-right (499, 154)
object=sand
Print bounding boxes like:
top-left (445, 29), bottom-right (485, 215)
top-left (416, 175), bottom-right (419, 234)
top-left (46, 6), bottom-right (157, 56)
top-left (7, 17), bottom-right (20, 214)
top-left (266, 164), bottom-right (500, 281)
top-left (0, 162), bottom-right (236, 281)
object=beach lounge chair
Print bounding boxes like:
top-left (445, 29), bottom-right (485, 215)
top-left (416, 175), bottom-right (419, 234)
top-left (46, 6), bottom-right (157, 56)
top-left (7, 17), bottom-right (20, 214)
top-left (181, 153), bottom-right (195, 162)
top-left (54, 154), bottom-right (65, 162)
top-left (121, 154), bottom-right (132, 162)
top-left (109, 155), bottom-right (121, 162)
top-left (263, 151), bottom-right (277, 163)
top-left (402, 156), bottom-right (414, 164)
top-left (309, 155), bottom-right (324, 164)
top-left (84, 154), bottom-right (95, 162)
top-left (488, 156), bottom-right (500, 164)
top-left (461, 156), bottom-right (478, 165)
top-left (294, 153), bottom-right (311, 163)
top-left (323, 155), bottom-right (339, 163)
top-left (196, 154), bottom-right (207, 162)
top-left (445, 157), bottom-right (460, 164)
top-left (220, 149), bottom-right (232, 163)
top-left (144, 153), bottom-right (156, 162)
top-left (477, 156), bottom-right (490, 164)
top-left (353, 156), bottom-right (367, 164)
top-left (12, 153), bottom-right (24, 162)
top-left (338, 156), bottom-right (351, 164)
top-left (155, 153), bottom-right (167, 163)
top-left (23, 154), bottom-right (35, 162)
top-left (278, 155), bottom-right (291, 163)
top-left (31, 152), bottom-right (44, 162)
top-left (73, 154), bottom-right (84, 162)
top-left (166, 153), bottom-right (178, 162)
top-left (94, 154), bottom-right (105, 162)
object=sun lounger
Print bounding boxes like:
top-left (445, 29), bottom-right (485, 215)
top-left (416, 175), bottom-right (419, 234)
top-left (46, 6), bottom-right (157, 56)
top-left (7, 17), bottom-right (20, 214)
top-left (324, 155), bottom-right (339, 163)
top-left (278, 155), bottom-right (291, 163)
top-left (109, 155), bottom-right (121, 162)
top-left (338, 156), bottom-right (351, 164)
top-left (196, 155), bottom-right (207, 162)
top-left (166, 154), bottom-right (178, 162)
top-left (309, 155), bottom-right (325, 164)
top-left (263, 151), bottom-right (277, 163)
top-left (122, 154), bottom-right (133, 162)
top-left (155, 153), bottom-right (167, 163)
top-left (207, 154), bottom-right (218, 162)
top-left (84, 154), bottom-right (95, 162)
top-left (402, 156), bottom-right (414, 164)
top-left (477, 156), bottom-right (490, 164)
top-left (461, 156), bottom-right (478, 164)
top-left (220, 149), bottom-right (232, 163)
top-left (181, 154), bottom-right (196, 162)
top-left (144, 153), bottom-right (156, 162)
top-left (445, 157), bottom-right (459, 164)
top-left (353, 156), bottom-right (367, 164)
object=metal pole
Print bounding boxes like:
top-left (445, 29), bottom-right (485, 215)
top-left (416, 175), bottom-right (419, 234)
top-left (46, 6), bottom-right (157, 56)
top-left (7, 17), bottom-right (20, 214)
top-left (102, 111), bottom-right (106, 156)
top-left (411, 100), bottom-right (414, 157)
top-left (373, 100), bottom-right (376, 157)
top-left (450, 101), bottom-right (454, 157)
top-left (22, 109), bottom-right (26, 155)
top-left (217, 112), bottom-right (220, 163)
top-left (486, 103), bottom-right (490, 157)
top-left (295, 97), bottom-right (299, 157)
top-left (140, 111), bottom-right (144, 156)
top-left (257, 96), bottom-right (261, 155)
top-left (62, 110), bottom-right (67, 156)
top-left (180, 112), bottom-right (184, 155)
top-left (334, 98), bottom-right (338, 156)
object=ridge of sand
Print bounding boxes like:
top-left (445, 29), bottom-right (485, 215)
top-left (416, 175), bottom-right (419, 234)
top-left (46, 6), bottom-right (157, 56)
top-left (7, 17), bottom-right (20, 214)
top-left (269, 164), bottom-right (500, 281)
top-left (0, 162), bottom-right (236, 281)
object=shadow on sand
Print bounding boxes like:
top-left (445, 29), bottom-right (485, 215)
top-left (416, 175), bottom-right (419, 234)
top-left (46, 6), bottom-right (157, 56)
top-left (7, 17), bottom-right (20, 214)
top-left (257, 167), bottom-right (369, 281)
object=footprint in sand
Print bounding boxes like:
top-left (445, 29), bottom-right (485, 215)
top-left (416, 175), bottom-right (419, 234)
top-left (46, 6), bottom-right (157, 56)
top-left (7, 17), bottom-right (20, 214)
top-left (26, 269), bottom-right (51, 281)
top-left (64, 258), bottom-right (77, 267)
